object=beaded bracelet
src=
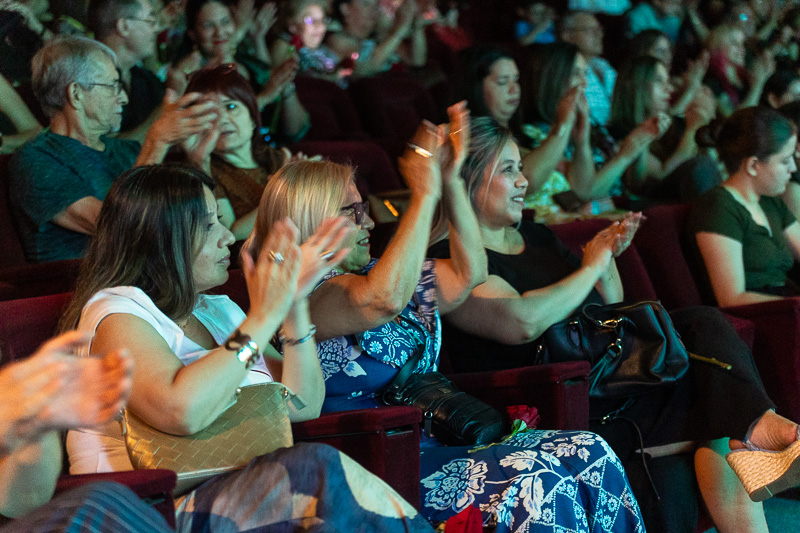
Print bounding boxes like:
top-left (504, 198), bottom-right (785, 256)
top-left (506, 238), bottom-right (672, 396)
top-left (279, 324), bottom-right (317, 346)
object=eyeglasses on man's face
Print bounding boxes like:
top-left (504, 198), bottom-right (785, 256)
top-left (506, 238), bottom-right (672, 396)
top-left (303, 16), bottom-right (330, 27)
top-left (85, 80), bottom-right (124, 96)
top-left (125, 16), bottom-right (158, 27)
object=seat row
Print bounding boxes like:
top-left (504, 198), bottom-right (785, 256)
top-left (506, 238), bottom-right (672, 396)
top-left (6, 204), bottom-right (800, 528)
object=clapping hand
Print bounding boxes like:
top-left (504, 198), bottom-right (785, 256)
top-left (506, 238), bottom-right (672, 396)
top-left (0, 331), bottom-right (132, 457)
top-left (399, 120), bottom-right (445, 201)
top-left (149, 90), bottom-right (219, 147)
top-left (243, 218), bottom-right (302, 326)
top-left (610, 211), bottom-right (644, 257)
top-left (438, 100), bottom-right (470, 184)
top-left (296, 217), bottom-right (355, 299)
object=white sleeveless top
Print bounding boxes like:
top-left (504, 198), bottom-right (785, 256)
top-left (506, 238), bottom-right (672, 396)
top-left (66, 287), bottom-right (274, 474)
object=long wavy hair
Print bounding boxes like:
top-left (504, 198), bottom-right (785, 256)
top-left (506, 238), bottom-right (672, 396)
top-left (243, 160), bottom-right (353, 260)
top-left (609, 55), bottom-right (664, 136)
top-left (521, 41), bottom-right (579, 126)
top-left (60, 164), bottom-right (215, 332)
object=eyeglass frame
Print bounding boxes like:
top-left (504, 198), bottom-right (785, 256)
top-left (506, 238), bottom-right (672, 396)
top-left (124, 16), bottom-right (158, 27)
top-left (82, 80), bottom-right (125, 96)
top-left (340, 200), bottom-right (370, 226)
top-left (302, 15), bottom-right (330, 26)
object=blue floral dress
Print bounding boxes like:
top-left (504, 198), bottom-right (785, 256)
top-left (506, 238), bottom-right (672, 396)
top-left (316, 259), bottom-right (645, 532)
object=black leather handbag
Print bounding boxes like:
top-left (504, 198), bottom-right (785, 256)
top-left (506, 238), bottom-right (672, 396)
top-left (535, 301), bottom-right (691, 399)
top-left (381, 317), bottom-right (506, 446)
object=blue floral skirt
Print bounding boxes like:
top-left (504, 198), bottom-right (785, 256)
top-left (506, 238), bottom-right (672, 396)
top-left (420, 430), bottom-right (644, 532)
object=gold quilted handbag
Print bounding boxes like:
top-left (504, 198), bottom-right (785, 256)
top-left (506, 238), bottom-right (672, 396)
top-left (122, 383), bottom-right (293, 495)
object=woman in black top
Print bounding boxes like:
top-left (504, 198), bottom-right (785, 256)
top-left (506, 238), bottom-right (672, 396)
top-left (429, 116), bottom-right (800, 532)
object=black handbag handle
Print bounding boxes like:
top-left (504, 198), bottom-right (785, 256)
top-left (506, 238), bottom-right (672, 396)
top-left (381, 315), bottom-right (427, 404)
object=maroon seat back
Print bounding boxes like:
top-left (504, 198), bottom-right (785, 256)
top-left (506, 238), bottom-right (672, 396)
top-left (295, 76), bottom-right (367, 141)
top-left (347, 74), bottom-right (441, 158)
top-left (289, 140), bottom-right (403, 195)
top-left (0, 259), bottom-right (82, 302)
top-left (549, 218), bottom-right (658, 302)
top-left (635, 204), bottom-right (703, 311)
top-left (0, 292), bottom-right (71, 365)
top-left (0, 154), bottom-right (29, 269)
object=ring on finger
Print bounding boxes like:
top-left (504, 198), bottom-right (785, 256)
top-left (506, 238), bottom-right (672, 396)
top-left (320, 250), bottom-right (334, 261)
top-left (407, 143), bottom-right (433, 158)
top-left (449, 128), bottom-right (462, 137)
top-left (268, 250), bottom-right (285, 265)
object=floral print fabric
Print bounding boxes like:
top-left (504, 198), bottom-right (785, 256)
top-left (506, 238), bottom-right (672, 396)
top-left (315, 258), bottom-right (644, 531)
top-left (420, 431), bottom-right (644, 532)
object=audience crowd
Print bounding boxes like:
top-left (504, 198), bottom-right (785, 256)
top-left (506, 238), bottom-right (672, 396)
top-left (4, 1), bottom-right (800, 532)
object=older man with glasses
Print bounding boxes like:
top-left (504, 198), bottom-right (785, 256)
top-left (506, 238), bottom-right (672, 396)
top-left (88, 0), bottom-right (173, 138)
top-left (560, 11), bottom-right (616, 126)
top-left (8, 36), bottom-right (218, 263)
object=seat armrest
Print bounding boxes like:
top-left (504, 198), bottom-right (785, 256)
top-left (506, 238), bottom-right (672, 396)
top-left (292, 406), bottom-right (421, 438)
top-left (448, 362), bottom-right (591, 430)
top-left (55, 470), bottom-right (177, 528)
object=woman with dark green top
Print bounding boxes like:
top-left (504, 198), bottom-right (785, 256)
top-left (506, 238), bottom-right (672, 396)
top-left (688, 106), bottom-right (800, 306)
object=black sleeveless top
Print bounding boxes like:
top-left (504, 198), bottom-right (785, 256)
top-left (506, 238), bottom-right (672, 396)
top-left (427, 221), bottom-right (603, 372)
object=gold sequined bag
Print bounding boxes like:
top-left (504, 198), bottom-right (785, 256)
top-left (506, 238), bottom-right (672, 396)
top-left (121, 383), bottom-right (293, 495)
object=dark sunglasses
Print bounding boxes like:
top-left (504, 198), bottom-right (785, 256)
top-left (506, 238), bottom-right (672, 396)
top-left (340, 200), bottom-right (369, 225)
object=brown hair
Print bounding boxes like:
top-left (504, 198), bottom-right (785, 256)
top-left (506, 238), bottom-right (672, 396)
top-left (60, 164), bottom-right (215, 332)
top-left (186, 65), bottom-right (285, 173)
top-left (716, 106), bottom-right (797, 173)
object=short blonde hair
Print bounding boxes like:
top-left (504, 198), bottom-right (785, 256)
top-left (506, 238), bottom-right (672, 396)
top-left (243, 159), bottom-right (353, 260)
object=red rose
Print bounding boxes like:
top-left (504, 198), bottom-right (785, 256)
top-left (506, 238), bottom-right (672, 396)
top-left (289, 34), bottom-right (304, 50)
top-left (506, 405), bottom-right (540, 428)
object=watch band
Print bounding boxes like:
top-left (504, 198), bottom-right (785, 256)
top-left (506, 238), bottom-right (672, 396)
top-left (224, 329), bottom-right (260, 369)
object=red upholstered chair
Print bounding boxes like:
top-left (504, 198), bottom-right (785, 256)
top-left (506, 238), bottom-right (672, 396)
top-left (549, 218), bottom-right (659, 302)
top-left (288, 139), bottom-right (404, 195)
top-left (347, 73), bottom-right (442, 160)
top-left (636, 203), bottom-right (800, 422)
top-left (549, 217), bottom-right (757, 349)
top-left (0, 259), bottom-right (82, 302)
top-left (0, 154), bottom-right (28, 269)
top-left (295, 76), bottom-right (369, 142)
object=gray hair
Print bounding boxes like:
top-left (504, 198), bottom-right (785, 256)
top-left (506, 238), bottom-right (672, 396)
top-left (32, 36), bottom-right (118, 118)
